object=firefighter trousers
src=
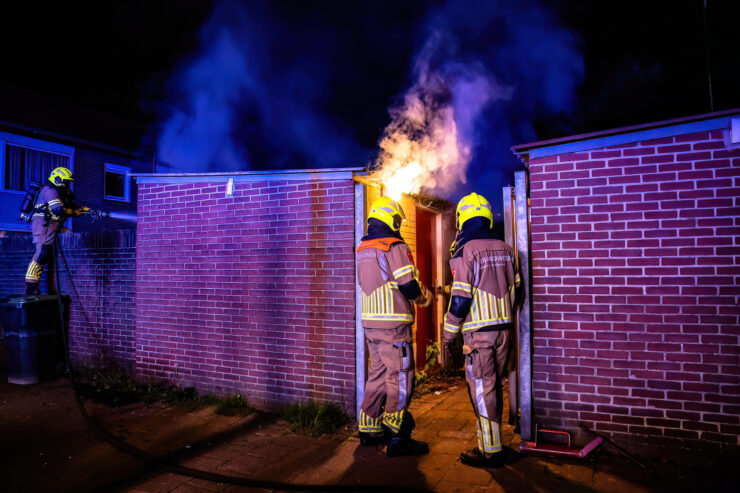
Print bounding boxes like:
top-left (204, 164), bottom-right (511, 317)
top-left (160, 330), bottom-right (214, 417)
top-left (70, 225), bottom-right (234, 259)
top-left (25, 240), bottom-right (57, 292)
top-left (463, 328), bottom-right (510, 457)
top-left (359, 325), bottom-right (414, 436)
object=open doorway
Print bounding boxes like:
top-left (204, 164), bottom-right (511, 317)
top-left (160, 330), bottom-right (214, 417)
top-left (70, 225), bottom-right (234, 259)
top-left (413, 204), bottom-right (455, 369)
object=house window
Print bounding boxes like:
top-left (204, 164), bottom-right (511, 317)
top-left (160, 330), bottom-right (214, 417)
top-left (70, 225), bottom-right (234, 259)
top-left (732, 117), bottom-right (740, 145)
top-left (3, 143), bottom-right (70, 191)
top-left (104, 163), bottom-right (131, 202)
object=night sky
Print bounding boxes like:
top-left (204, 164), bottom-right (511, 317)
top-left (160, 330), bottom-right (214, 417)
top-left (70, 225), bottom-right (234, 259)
top-left (0, 0), bottom-right (738, 197)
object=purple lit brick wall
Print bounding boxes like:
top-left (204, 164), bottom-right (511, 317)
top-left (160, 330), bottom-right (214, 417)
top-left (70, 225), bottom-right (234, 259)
top-left (135, 178), bottom-right (356, 412)
top-left (0, 231), bottom-right (137, 370)
top-left (528, 129), bottom-right (740, 454)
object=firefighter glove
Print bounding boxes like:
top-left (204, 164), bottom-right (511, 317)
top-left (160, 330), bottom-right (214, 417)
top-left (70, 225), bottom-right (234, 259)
top-left (419, 286), bottom-right (433, 308)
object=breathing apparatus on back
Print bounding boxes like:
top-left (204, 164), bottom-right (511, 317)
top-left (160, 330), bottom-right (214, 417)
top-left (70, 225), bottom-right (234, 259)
top-left (19, 181), bottom-right (42, 223)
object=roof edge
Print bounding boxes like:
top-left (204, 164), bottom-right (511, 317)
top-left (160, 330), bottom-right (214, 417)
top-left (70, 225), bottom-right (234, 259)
top-left (132, 167), bottom-right (366, 184)
top-left (0, 119), bottom-right (151, 160)
top-left (511, 108), bottom-right (740, 158)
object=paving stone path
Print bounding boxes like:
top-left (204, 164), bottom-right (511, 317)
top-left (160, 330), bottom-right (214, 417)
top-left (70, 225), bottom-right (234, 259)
top-left (1, 373), bottom-right (734, 492)
top-left (126, 385), bottom-right (665, 493)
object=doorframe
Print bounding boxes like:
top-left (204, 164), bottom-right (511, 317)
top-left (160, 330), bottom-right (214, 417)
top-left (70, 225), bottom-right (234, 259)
top-left (514, 170), bottom-right (534, 442)
top-left (354, 182), bottom-right (366, 418)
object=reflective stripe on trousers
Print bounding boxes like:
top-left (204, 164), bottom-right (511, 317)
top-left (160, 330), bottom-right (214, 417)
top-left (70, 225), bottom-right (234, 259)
top-left (358, 409), bottom-right (383, 433)
top-left (477, 416), bottom-right (502, 454)
top-left (359, 326), bottom-right (414, 433)
top-left (462, 329), bottom-right (510, 457)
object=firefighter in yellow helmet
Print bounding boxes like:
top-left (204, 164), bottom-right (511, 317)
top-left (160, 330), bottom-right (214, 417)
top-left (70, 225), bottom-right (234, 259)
top-left (24, 167), bottom-right (88, 294)
top-left (355, 196), bottom-right (432, 456)
top-left (444, 192), bottom-right (520, 468)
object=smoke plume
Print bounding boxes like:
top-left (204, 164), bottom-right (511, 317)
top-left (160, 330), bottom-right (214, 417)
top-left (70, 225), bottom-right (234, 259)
top-left (154, 0), bottom-right (368, 172)
top-left (153, 0), bottom-right (584, 205)
top-left (373, 0), bottom-right (584, 203)
top-left (372, 31), bottom-right (512, 200)
top-left (157, 28), bottom-right (252, 172)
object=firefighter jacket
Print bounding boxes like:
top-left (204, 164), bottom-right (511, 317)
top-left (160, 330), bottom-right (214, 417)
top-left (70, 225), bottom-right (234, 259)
top-left (31, 185), bottom-right (81, 243)
top-left (444, 238), bottom-right (520, 338)
top-left (356, 236), bottom-right (424, 330)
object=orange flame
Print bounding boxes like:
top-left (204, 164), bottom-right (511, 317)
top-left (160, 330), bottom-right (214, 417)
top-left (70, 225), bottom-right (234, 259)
top-left (370, 33), bottom-right (508, 201)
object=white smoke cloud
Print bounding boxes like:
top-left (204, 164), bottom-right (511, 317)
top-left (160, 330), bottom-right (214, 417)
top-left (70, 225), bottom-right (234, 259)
top-left (372, 32), bottom-right (512, 200)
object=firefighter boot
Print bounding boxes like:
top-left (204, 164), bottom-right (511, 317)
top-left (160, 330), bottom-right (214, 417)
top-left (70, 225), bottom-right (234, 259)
top-left (460, 447), bottom-right (507, 468)
top-left (386, 435), bottom-right (429, 457)
top-left (385, 412), bottom-right (429, 457)
top-left (359, 431), bottom-right (386, 447)
top-left (25, 282), bottom-right (41, 295)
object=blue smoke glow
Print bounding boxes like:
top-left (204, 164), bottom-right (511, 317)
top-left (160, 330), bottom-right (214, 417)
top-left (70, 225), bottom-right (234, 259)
top-left (156, 0), bottom-right (369, 172)
top-left (154, 0), bottom-right (584, 208)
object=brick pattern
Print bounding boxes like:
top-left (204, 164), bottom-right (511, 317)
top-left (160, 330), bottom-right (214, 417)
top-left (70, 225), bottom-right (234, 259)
top-left (528, 130), bottom-right (740, 453)
top-left (0, 231), bottom-right (137, 370)
top-left (135, 179), bottom-right (357, 412)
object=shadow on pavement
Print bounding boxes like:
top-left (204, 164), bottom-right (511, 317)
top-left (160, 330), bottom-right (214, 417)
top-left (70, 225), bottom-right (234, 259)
top-left (331, 443), bottom-right (433, 493)
top-left (88, 411), bottom-right (278, 492)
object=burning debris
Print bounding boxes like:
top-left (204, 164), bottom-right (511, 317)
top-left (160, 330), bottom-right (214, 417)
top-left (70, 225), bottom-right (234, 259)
top-left (370, 33), bottom-right (511, 201)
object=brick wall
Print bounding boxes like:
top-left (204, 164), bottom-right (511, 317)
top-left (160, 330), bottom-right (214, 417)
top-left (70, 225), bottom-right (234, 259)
top-left (135, 177), bottom-right (357, 412)
top-left (528, 129), bottom-right (740, 455)
top-left (0, 230), bottom-right (137, 371)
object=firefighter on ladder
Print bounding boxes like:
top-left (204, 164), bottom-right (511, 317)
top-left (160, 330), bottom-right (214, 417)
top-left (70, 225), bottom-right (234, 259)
top-left (356, 196), bottom-right (433, 456)
top-left (444, 193), bottom-right (520, 468)
top-left (24, 167), bottom-right (88, 295)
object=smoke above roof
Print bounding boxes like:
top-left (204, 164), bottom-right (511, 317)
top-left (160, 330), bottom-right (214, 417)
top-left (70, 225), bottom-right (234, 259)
top-left (154, 0), bottom-right (584, 204)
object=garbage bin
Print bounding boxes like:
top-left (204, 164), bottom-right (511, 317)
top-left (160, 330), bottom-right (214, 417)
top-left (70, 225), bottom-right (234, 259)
top-left (0, 294), bottom-right (69, 384)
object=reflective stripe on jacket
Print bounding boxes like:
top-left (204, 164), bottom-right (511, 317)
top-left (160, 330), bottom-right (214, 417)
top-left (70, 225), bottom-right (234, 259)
top-left (356, 238), bottom-right (419, 329)
top-left (444, 239), bottom-right (520, 335)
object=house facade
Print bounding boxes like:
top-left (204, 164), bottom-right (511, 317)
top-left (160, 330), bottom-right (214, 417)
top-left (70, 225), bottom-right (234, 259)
top-left (0, 123), bottom-right (153, 233)
top-left (0, 107), bottom-right (158, 368)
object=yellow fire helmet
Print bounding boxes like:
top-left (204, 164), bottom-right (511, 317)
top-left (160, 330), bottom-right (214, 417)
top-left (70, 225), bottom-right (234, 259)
top-left (456, 192), bottom-right (493, 230)
top-left (49, 167), bottom-right (74, 187)
top-left (368, 196), bottom-right (406, 231)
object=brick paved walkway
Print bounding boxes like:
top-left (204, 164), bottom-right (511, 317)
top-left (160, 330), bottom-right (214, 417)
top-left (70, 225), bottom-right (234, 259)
top-left (125, 384), bottom-right (667, 493)
top-left (2, 374), bottom-right (734, 492)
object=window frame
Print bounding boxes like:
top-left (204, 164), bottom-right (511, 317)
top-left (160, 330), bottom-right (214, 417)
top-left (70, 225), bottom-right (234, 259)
top-left (103, 162), bottom-right (131, 203)
top-left (0, 132), bottom-right (75, 194)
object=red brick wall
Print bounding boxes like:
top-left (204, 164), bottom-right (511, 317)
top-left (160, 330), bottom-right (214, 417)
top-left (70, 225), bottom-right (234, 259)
top-left (528, 129), bottom-right (740, 454)
top-left (0, 231), bottom-right (137, 371)
top-left (135, 178), bottom-right (357, 412)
